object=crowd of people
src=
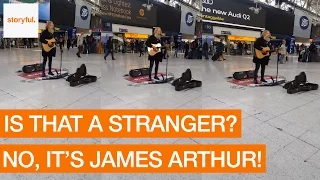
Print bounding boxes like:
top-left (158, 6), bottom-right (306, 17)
top-left (229, 41), bottom-right (250, 55)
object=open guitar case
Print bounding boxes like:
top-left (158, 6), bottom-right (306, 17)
top-left (172, 69), bottom-right (202, 91)
top-left (283, 72), bottom-right (318, 94)
top-left (66, 64), bottom-right (97, 87)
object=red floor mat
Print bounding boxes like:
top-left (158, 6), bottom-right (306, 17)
top-left (18, 68), bottom-right (60, 79)
top-left (228, 75), bottom-right (275, 86)
top-left (125, 73), bottom-right (166, 83)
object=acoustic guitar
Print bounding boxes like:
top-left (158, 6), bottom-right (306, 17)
top-left (255, 47), bottom-right (272, 59)
top-left (42, 38), bottom-right (56, 52)
top-left (147, 43), bottom-right (162, 56)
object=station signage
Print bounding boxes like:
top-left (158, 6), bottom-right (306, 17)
top-left (293, 9), bottom-right (311, 38)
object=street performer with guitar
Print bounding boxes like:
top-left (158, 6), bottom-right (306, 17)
top-left (40, 21), bottom-right (56, 77)
top-left (253, 30), bottom-right (272, 84)
top-left (146, 27), bottom-right (163, 81)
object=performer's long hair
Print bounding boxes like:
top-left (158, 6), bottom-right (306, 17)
top-left (46, 21), bottom-right (54, 34)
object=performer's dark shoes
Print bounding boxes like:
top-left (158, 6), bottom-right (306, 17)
top-left (154, 76), bottom-right (159, 80)
top-left (112, 59), bottom-right (116, 60)
top-left (261, 79), bottom-right (267, 83)
top-left (48, 72), bottom-right (54, 76)
top-left (148, 78), bottom-right (152, 81)
top-left (42, 73), bottom-right (46, 77)
top-left (254, 79), bottom-right (258, 84)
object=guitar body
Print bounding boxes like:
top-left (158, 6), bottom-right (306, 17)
top-left (148, 43), bottom-right (162, 56)
top-left (42, 38), bottom-right (56, 52)
top-left (255, 47), bottom-right (271, 59)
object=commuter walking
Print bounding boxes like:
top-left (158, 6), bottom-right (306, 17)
top-left (184, 42), bottom-right (189, 58)
top-left (139, 40), bottom-right (144, 57)
top-left (104, 37), bottom-right (115, 60)
top-left (76, 32), bottom-right (84, 58)
top-left (244, 42), bottom-right (248, 55)
top-left (217, 39), bottom-right (226, 61)
top-left (278, 39), bottom-right (287, 64)
top-left (238, 41), bottom-right (243, 55)
top-left (203, 41), bottom-right (209, 59)
top-left (174, 42), bottom-right (179, 58)
top-left (67, 38), bottom-right (71, 50)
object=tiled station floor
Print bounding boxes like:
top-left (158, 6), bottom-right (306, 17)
top-left (1, 48), bottom-right (320, 180)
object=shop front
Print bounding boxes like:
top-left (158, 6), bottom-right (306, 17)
top-left (112, 24), bottom-right (152, 53)
top-left (212, 26), bottom-right (261, 55)
top-left (201, 0), bottom-right (265, 55)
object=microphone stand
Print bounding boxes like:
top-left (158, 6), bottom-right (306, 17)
top-left (42, 45), bottom-right (68, 80)
top-left (270, 53), bottom-right (285, 86)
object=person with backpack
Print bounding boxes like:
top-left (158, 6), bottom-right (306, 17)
top-left (104, 36), bottom-right (115, 60)
top-left (216, 39), bottom-right (225, 61)
top-left (244, 42), bottom-right (248, 55)
top-left (87, 34), bottom-right (93, 54)
top-left (278, 39), bottom-right (287, 64)
top-left (174, 41), bottom-right (179, 58)
top-left (203, 41), bottom-right (209, 60)
top-left (76, 32), bottom-right (84, 58)
top-left (139, 40), bottom-right (144, 57)
top-left (184, 42), bottom-right (189, 59)
top-left (67, 38), bottom-right (71, 50)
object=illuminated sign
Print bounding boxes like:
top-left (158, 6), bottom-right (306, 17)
top-left (124, 33), bottom-right (149, 39)
top-left (228, 35), bottom-right (256, 42)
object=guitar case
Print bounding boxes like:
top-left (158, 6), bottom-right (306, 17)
top-left (22, 63), bottom-right (43, 73)
top-left (246, 70), bottom-right (254, 78)
top-left (22, 65), bottom-right (35, 73)
top-left (129, 68), bottom-right (149, 77)
top-left (66, 64), bottom-right (97, 87)
top-left (233, 71), bottom-right (248, 80)
top-left (284, 72), bottom-right (319, 94)
top-left (232, 70), bottom-right (255, 80)
top-left (34, 64), bottom-right (43, 71)
top-left (140, 68), bottom-right (149, 76)
top-left (129, 69), bottom-right (142, 77)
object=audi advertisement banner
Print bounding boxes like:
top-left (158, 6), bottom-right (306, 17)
top-left (201, 0), bottom-right (266, 29)
top-left (293, 9), bottom-right (311, 38)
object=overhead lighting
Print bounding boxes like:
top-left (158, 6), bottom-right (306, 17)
top-left (142, 0), bottom-right (153, 11)
top-left (249, 0), bottom-right (262, 14)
